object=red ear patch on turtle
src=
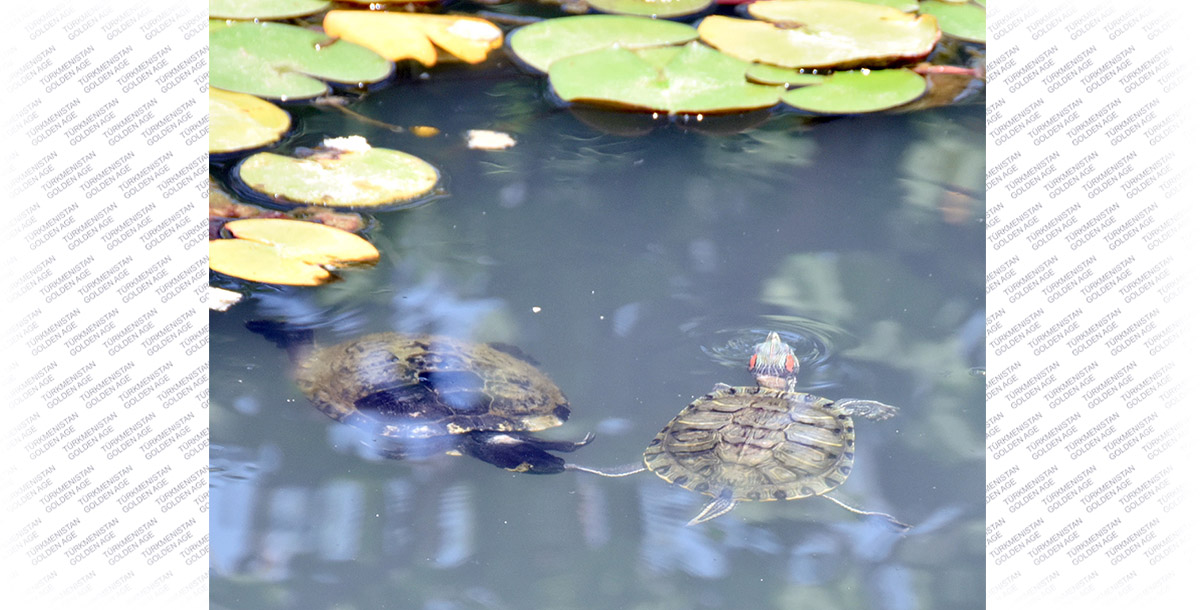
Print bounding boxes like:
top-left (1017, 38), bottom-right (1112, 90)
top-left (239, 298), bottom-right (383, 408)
top-left (748, 354), bottom-right (757, 370)
top-left (785, 354), bottom-right (796, 373)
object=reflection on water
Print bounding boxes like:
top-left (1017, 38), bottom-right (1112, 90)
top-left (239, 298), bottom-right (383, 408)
top-left (211, 58), bottom-right (984, 609)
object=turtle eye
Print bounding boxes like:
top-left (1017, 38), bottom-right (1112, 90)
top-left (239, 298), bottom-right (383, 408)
top-left (784, 354), bottom-right (796, 373)
top-left (748, 354), bottom-right (757, 370)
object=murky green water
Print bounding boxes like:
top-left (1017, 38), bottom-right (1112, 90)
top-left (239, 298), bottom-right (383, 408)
top-left (211, 56), bottom-right (985, 610)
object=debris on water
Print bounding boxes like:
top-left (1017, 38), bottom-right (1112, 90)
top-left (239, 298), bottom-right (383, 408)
top-left (467, 129), bottom-right (517, 150)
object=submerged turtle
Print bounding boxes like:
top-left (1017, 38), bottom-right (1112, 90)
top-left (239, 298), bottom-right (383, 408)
top-left (250, 322), bottom-right (593, 473)
top-left (570, 332), bottom-right (907, 528)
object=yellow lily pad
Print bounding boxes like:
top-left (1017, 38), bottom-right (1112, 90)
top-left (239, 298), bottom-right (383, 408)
top-left (234, 137), bottom-right (441, 209)
top-left (699, 1), bottom-right (941, 70)
top-left (210, 218), bottom-right (380, 286)
top-left (210, 88), bottom-right (291, 155)
top-left (322, 10), bottom-right (503, 66)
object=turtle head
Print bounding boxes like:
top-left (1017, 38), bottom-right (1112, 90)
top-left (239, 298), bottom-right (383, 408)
top-left (748, 332), bottom-right (797, 391)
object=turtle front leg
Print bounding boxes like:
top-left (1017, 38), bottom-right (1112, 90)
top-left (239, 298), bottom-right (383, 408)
top-left (458, 431), bottom-right (572, 474)
top-left (830, 399), bottom-right (899, 421)
top-left (521, 431), bottom-right (595, 453)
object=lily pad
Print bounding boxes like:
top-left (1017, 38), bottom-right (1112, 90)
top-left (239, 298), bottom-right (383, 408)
top-left (210, 88), bottom-right (291, 155)
top-left (209, 0), bottom-right (331, 20)
top-left (234, 137), bottom-right (440, 209)
top-left (548, 41), bottom-right (782, 115)
top-left (698, 1), bottom-right (941, 69)
top-left (506, 14), bottom-right (699, 74)
top-left (210, 20), bottom-right (394, 101)
top-left (586, 0), bottom-right (714, 19)
top-left (745, 63), bottom-right (828, 87)
top-left (210, 218), bottom-right (380, 286)
top-left (919, 0), bottom-right (985, 44)
top-left (322, 10), bottom-right (503, 66)
top-left (851, 0), bottom-right (919, 11)
top-left (780, 68), bottom-right (928, 114)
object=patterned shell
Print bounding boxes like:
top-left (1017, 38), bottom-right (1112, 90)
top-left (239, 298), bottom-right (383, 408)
top-left (643, 384), bottom-right (855, 503)
top-left (294, 333), bottom-right (570, 440)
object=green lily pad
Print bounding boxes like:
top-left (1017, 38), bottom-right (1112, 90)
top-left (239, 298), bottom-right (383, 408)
top-left (548, 41), bottom-right (782, 115)
top-left (851, 0), bottom-right (919, 11)
top-left (506, 14), bottom-right (699, 74)
top-left (781, 68), bottom-right (928, 114)
top-left (586, 0), bottom-right (714, 19)
top-left (210, 218), bottom-right (379, 286)
top-left (919, 0), bottom-right (985, 44)
top-left (209, 0), bottom-right (331, 20)
top-left (234, 137), bottom-right (440, 209)
top-left (210, 20), bottom-right (394, 101)
top-left (699, 1), bottom-right (941, 70)
top-left (745, 63), bottom-right (828, 87)
top-left (210, 88), bottom-right (291, 155)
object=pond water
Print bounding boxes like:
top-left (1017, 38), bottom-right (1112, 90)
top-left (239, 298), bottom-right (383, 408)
top-left (210, 50), bottom-right (986, 610)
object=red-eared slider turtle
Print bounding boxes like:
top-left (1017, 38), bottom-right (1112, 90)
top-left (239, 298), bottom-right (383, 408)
top-left (250, 322), bottom-right (592, 473)
top-left (570, 332), bottom-right (907, 528)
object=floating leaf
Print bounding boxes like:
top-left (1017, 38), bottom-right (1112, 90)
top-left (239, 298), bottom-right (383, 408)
top-left (210, 218), bottom-right (380, 286)
top-left (209, 285), bottom-right (244, 311)
top-left (209, 0), bottom-right (331, 20)
top-left (586, 0), bottom-right (714, 19)
top-left (548, 41), bottom-right (782, 115)
top-left (850, 0), bottom-right (919, 11)
top-left (780, 69), bottom-right (928, 114)
top-left (210, 88), bottom-right (291, 155)
top-left (234, 137), bottom-right (440, 209)
top-left (322, 10), bottom-right (503, 66)
top-left (698, 1), bottom-right (940, 69)
top-left (210, 20), bottom-right (393, 101)
top-left (919, 0), bottom-right (985, 44)
top-left (745, 63), bottom-right (828, 87)
top-left (506, 14), bottom-right (699, 74)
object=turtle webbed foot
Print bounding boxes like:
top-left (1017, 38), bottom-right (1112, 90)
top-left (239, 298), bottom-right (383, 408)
top-left (458, 431), bottom-right (593, 474)
top-left (831, 399), bottom-right (899, 421)
top-left (687, 489), bottom-right (738, 526)
top-left (526, 431), bottom-right (595, 453)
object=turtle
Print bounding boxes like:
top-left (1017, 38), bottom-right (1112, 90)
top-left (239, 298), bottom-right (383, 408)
top-left (568, 332), bottom-right (907, 528)
top-left (249, 321), bottom-right (593, 473)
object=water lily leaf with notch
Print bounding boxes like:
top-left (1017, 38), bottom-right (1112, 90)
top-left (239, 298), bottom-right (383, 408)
top-left (918, 0), bottom-right (985, 44)
top-left (210, 218), bottom-right (379, 286)
top-left (210, 88), bottom-right (291, 155)
top-left (745, 63), bottom-right (827, 86)
top-left (781, 68), bottom-right (928, 114)
top-left (322, 10), bottom-right (503, 66)
top-left (209, 0), bottom-right (331, 20)
top-left (235, 139), bottom-right (440, 209)
top-left (548, 41), bottom-right (782, 115)
top-left (507, 14), bottom-right (699, 74)
top-left (586, 0), bottom-right (714, 19)
top-left (698, 1), bottom-right (940, 70)
top-left (210, 20), bottom-right (393, 101)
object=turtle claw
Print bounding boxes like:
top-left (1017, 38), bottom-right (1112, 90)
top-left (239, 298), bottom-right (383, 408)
top-left (687, 489), bottom-right (737, 526)
top-left (831, 399), bottom-right (899, 421)
top-left (521, 431), bottom-right (594, 452)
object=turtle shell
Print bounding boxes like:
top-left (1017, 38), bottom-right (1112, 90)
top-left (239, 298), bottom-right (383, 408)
top-left (643, 384), bottom-right (855, 503)
top-left (294, 333), bottom-right (571, 441)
